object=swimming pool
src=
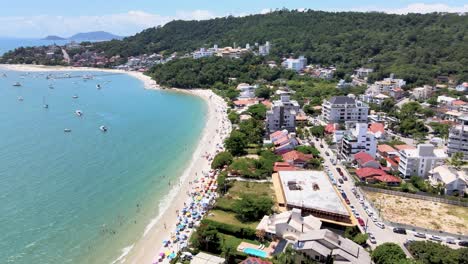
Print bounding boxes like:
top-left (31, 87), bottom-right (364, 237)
top-left (243, 247), bottom-right (267, 258)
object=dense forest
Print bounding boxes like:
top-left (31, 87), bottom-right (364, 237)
top-left (2, 10), bottom-right (468, 84)
top-left (103, 10), bottom-right (468, 83)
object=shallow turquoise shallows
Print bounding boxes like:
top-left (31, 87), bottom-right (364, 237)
top-left (0, 70), bottom-right (206, 264)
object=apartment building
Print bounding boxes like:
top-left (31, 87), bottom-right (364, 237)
top-left (398, 144), bottom-right (447, 178)
top-left (322, 96), bottom-right (369, 123)
top-left (340, 123), bottom-right (377, 161)
top-left (266, 95), bottom-right (301, 132)
top-left (447, 125), bottom-right (468, 160)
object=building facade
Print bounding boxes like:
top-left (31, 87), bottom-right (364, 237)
top-left (322, 96), bottom-right (369, 123)
top-left (398, 144), bottom-right (447, 178)
top-left (340, 123), bottom-right (377, 161)
top-left (266, 95), bottom-right (300, 133)
top-left (282, 56), bottom-right (307, 72)
top-left (447, 125), bottom-right (468, 160)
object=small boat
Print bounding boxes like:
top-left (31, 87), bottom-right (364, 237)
top-left (75, 110), bottom-right (83, 116)
top-left (72, 95), bottom-right (79, 99)
top-left (18, 96), bottom-right (24, 101)
top-left (43, 97), bottom-right (49, 109)
top-left (13, 82), bottom-right (21, 87)
top-left (49, 84), bottom-right (54, 89)
top-left (83, 75), bottom-right (94, 80)
top-left (1, 73), bottom-right (7, 77)
top-left (100, 126), bottom-right (108, 132)
top-left (96, 84), bottom-right (102, 89)
top-left (64, 128), bottom-right (72, 133)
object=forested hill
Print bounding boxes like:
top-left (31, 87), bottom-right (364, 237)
top-left (92, 10), bottom-right (468, 82)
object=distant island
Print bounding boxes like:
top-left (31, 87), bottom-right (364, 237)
top-left (43, 35), bottom-right (66, 41)
top-left (42, 31), bottom-right (123, 41)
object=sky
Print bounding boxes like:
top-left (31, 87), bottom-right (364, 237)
top-left (0, 0), bottom-right (467, 38)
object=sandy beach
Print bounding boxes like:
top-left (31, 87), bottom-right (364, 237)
top-left (0, 64), bottom-right (232, 264)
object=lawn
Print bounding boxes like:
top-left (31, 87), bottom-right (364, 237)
top-left (220, 233), bottom-right (261, 250)
top-left (227, 181), bottom-right (275, 200)
top-left (206, 209), bottom-right (259, 229)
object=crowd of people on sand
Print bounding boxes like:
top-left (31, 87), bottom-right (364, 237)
top-left (154, 93), bottom-right (231, 263)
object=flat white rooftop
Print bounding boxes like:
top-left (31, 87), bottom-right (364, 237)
top-left (278, 171), bottom-right (349, 216)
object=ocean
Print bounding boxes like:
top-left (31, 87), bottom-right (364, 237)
top-left (0, 70), bottom-right (207, 263)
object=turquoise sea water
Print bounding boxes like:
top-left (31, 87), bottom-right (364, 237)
top-left (0, 70), bottom-right (206, 263)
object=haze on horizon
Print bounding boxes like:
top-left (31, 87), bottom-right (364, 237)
top-left (0, 0), bottom-right (467, 38)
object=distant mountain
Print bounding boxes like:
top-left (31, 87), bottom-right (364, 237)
top-left (41, 31), bottom-right (123, 42)
top-left (68, 31), bottom-right (123, 41)
top-left (43, 35), bottom-right (67, 40)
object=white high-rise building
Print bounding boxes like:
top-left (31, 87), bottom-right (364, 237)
top-left (322, 96), bottom-right (369, 123)
top-left (259, 41), bottom-right (271, 56)
top-left (398, 144), bottom-right (447, 178)
top-left (266, 95), bottom-right (300, 133)
top-left (282, 56), bottom-right (307, 72)
top-left (340, 123), bottom-right (377, 161)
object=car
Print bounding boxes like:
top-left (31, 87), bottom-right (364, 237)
top-left (430, 235), bottom-right (442, 242)
top-left (393, 227), bottom-right (407, 234)
top-left (320, 144), bottom-right (324, 148)
top-left (446, 237), bottom-right (456, 244)
top-left (368, 233), bottom-right (377, 244)
top-left (357, 217), bottom-right (365, 227)
top-left (351, 187), bottom-right (356, 192)
top-left (354, 212), bottom-right (360, 218)
top-left (459, 240), bottom-right (468, 247)
top-left (338, 178), bottom-right (344, 184)
top-left (350, 205), bottom-right (355, 210)
top-left (414, 232), bottom-right (426, 238)
top-left (365, 209), bottom-right (373, 216)
top-left (343, 175), bottom-right (348, 181)
top-left (371, 216), bottom-right (378, 222)
top-left (336, 167), bottom-right (342, 172)
top-left (375, 222), bottom-right (385, 229)
top-left (359, 199), bottom-right (365, 205)
top-left (325, 152), bottom-right (330, 156)
top-left (315, 138), bottom-right (319, 142)
top-left (345, 198), bottom-right (350, 205)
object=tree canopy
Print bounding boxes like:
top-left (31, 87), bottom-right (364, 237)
top-left (371, 243), bottom-right (407, 264)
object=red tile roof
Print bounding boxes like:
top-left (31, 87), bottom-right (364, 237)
top-left (273, 162), bottom-right (297, 172)
top-left (374, 174), bottom-right (402, 183)
top-left (354, 151), bottom-right (376, 166)
top-left (452, 100), bottom-right (467, 106)
top-left (368, 123), bottom-right (385, 134)
top-left (325, 123), bottom-right (338, 133)
top-left (282, 150), bottom-right (313, 163)
top-left (356, 168), bottom-right (387, 179)
top-left (385, 157), bottom-right (398, 167)
top-left (270, 130), bottom-right (286, 139)
top-left (394, 144), bottom-right (416, 151)
top-left (378, 144), bottom-right (397, 153)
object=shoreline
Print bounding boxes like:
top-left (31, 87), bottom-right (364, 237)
top-left (0, 64), bottom-right (232, 264)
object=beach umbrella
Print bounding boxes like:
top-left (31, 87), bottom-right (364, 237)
top-left (159, 252), bottom-right (165, 257)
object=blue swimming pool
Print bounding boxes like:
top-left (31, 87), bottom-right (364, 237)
top-left (243, 247), bottom-right (267, 258)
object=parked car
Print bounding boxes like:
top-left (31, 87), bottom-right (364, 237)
top-left (393, 227), bottom-right (407, 234)
top-left (459, 240), bottom-right (468, 247)
top-left (430, 235), bottom-right (442, 242)
top-left (365, 209), bottom-right (373, 216)
top-left (349, 205), bottom-right (355, 210)
top-left (371, 216), bottom-right (378, 222)
top-left (325, 152), bottom-right (330, 156)
top-left (357, 217), bottom-right (365, 227)
top-left (354, 212), bottom-right (360, 218)
top-left (336, 167), bottom-right (342, 172)
top-left (375, 222), bottom-right (385, 229)
top-left (446, 237), bottom-right (456, 244)
top-left (359, 199), bottom-right (365, 205)
top-left (343, 175), bottom-right (348, 181)
top-left (320, 144), bottom-right (324, 148)
top-left (414, 232), bottom-right (426, 238)
top-left (338, 178), bottom-right (344, 184)
top-left (345, 198), bottom-right (350, 205)
top-left (368, 233), bottom-right (377, 244)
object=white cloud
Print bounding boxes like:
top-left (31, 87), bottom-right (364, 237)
top-left (351, 3), bottom-right (468, 14)
top-left (0, 10), bottom-right (217, 38)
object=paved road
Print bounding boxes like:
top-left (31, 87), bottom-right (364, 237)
top-left (308, 136), bottom-right (463, 253)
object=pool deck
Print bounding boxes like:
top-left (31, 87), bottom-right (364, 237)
top-left (237, 241), bottom-right (277, 258)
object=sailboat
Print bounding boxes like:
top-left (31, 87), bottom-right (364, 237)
top-left (13, 82), bottom-right (21, 87)
top-left (100, 126), bottom-right (108, 132)
top-left (72, 95), bottom-right (79, 99)
top-left (18, 96), bottom-right (24, 101)
top-left (43, 97), bottom-right (49, 109)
